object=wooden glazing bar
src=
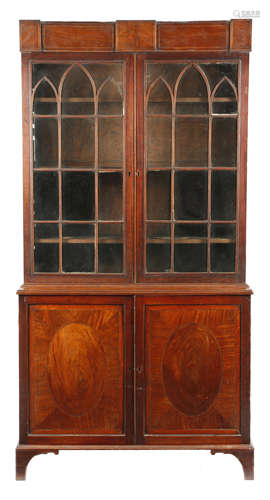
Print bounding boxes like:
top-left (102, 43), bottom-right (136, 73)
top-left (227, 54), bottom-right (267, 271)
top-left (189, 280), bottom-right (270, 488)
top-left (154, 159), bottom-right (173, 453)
top-left (58, 111), bottom-right (63, 272)
top-left (146, 237), bottom-right (234, 244)
top-left (212, 167), bottom-right (237, 170)
top-left (146, 114), bottom-right (172, 118)
top-left (122, 62), bottom-right (126, 275)
top-left (213, 97), bottom-right (236, 102)
top-left (32, 168), bottom-right (124, 172)
top-left (33, 219), bottom-right (124, 224)
top-left (171, 88), bottom-right (175, 273)
top-left (148, 97), bottom-right (237, 103)
top-left (35, 97), bottom-right (95, 102)
top-left (35, 237), bottom-right (123, 244)
top-left (212, 113), bottom-right (238, 118)
top-left (34, 114), bottom-right (123, 119)
top-left (94, 86), bottom-right (99, 274)
top-left (211, 220), bottom-right (237, 224)
top-left (143, 64), bottom-right (147, 274)
top-left (33, 114), bottom-right (58, 118)
top-left (175, 114), bottom-right (211, 118)
top-left (133, 53), bottom-right (137, 281)
top-left (30, 65), bottom-right (35, 276)
top-left (235, 62), bottom-right (241, 273)
top-left (35, 238), bottom-right (60, 244)
top-left (176, 97), bottom-right (208, 102)
top-left (147, 113), bottom-right (239, 119)
top-left (33, 167), bottom-right (59, 171)
top-left (174, 166), bottom-right (208, 171)
top-left (145, 166), bottom-right (237, 171)
top-left (61, 114), bottom-right (121, 119)
top-left (207, 109), bottom-right (212, 273)
top-left (145, 219), bottom-right (237, 224)
top-left (145, 219), bottom-right (209, 223)
top-left (35, 97), bottom-right (57, 102)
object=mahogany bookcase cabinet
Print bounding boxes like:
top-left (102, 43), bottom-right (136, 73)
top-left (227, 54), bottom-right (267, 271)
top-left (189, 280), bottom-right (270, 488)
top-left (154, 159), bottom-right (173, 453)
top-left (17, 19), bottom-right (254, 480)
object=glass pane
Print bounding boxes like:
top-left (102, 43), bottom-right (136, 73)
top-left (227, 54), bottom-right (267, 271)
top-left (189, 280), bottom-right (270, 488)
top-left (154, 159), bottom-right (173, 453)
top-left (211, 223), bottom-right (236, 242)
top-left (147, 223), bottom-right (171, 243)
top-left (61, 66), bottom-right (94, 115)
top-left (34, 172), bottom-right (59, 220)
top-left (213, 100), bottom-right (237, 114)
top-left (33, 80), bottom-right (57, 115)
top-left (146, 244), bottom-right (171, 272)
top-left (147, 63), bottom-right (185, 92)
top-left (62, 118), bottom-right (94, 168)
top-left (176, 101), bottom-right (208, 115)
top-left (201, 63), bottom-right (238, 93)
top-left (175, 223), bottom-right (207, 241)
top-left (174, 244), bottom-right (207, 272)
top-left (212, 118), bottom-right (237, 166)
top-left (98, 245), bottom-right (123, 273)
top-left (147, 79), bottom-right (172, 114)
top-left (34, 223), bottom-right (59, 241)
top-left (175, 171), bottom-right (208, 220)
top-left (211, 243), bottom-right (235, 272)
top-left (98, 223), bottom-right (123, 242)
top-left (98, 117), bottom-right (123, 168)
top-left (63, 244), bottom-right (94, 272)
top-left (85, 63), bottom-right (123, 91)
top-left (62, 223), bottom-right (94, 242)
top-left (98, 79), bottom-right (123, 115)
top-left (213, 79), bottom-right (237, 114)
top-left (147, 117), bottom-right (171, 168)
top-left (98, 224), bottom-right (123, 273)
top-left (211, 171), bottom-right (236, 220)
top-left (98, 173), bottom-right (123, 220)
top-left (62, 172), bottom-right (95, 220)
top-left (34, 244), bottom-right (59, 272)
top-left (147, 171), bottom-right (171, 220)
top-left (32, 64), bottom-right (68, 90)
top-left (175, 117), bottom-right (208, 167)
top-left (34, 118), bottom-right (58, 168)
top-left (176, 66), bottom-right (208, 114)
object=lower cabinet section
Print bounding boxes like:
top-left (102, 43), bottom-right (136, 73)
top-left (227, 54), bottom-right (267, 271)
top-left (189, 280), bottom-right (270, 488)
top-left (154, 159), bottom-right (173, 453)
top-left (17, 293), bottom-right (252, 478)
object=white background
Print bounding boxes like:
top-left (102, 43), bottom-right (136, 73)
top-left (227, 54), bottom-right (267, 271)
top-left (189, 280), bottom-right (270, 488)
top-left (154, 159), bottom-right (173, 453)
top-left (0, 0), bottom-right (269, 497)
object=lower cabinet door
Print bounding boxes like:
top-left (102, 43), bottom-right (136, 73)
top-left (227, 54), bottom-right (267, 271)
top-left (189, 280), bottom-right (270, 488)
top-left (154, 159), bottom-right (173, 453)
top-left (136, 296), bottom-right (249, 445)
top-left (22, 296), bottom-right (134, 445)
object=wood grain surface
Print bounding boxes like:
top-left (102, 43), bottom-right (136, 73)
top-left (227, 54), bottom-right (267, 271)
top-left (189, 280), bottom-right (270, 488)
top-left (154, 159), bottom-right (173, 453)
top-left (135, 296), bottom-right (244, 444)
top-left (29, 303), bottom-right (125, 435)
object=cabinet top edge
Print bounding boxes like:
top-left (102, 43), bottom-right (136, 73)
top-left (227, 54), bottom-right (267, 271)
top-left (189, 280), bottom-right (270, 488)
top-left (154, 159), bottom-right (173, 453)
top-left (17, 283), bottom-right (253, 296)
top-left (19, 19), bottom-right (252, 53)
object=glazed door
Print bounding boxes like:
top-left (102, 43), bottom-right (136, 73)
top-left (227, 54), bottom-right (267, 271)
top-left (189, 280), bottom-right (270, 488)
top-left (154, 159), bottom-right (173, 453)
top-left (27, 53), bottom-right (134, 283)
top-left (21, 296), bottom-right (134, 445)
top-left (136, 296), bottom-right (250, 445)
top-left (136, 54), bottom-right (247, 283)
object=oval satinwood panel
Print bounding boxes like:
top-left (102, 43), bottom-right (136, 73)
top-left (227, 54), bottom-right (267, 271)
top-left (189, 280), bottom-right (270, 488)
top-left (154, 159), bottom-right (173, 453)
top-left (47, 323), bottom-right (105, 417)
top-left (162, 323), bottom-right (222, 416)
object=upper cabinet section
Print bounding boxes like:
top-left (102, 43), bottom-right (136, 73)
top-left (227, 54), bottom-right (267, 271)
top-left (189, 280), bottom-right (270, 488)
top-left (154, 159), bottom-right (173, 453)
top-left (20, 20), bottom-right (251, 285)
top-left (20, 20), bottom-right (252, 53)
